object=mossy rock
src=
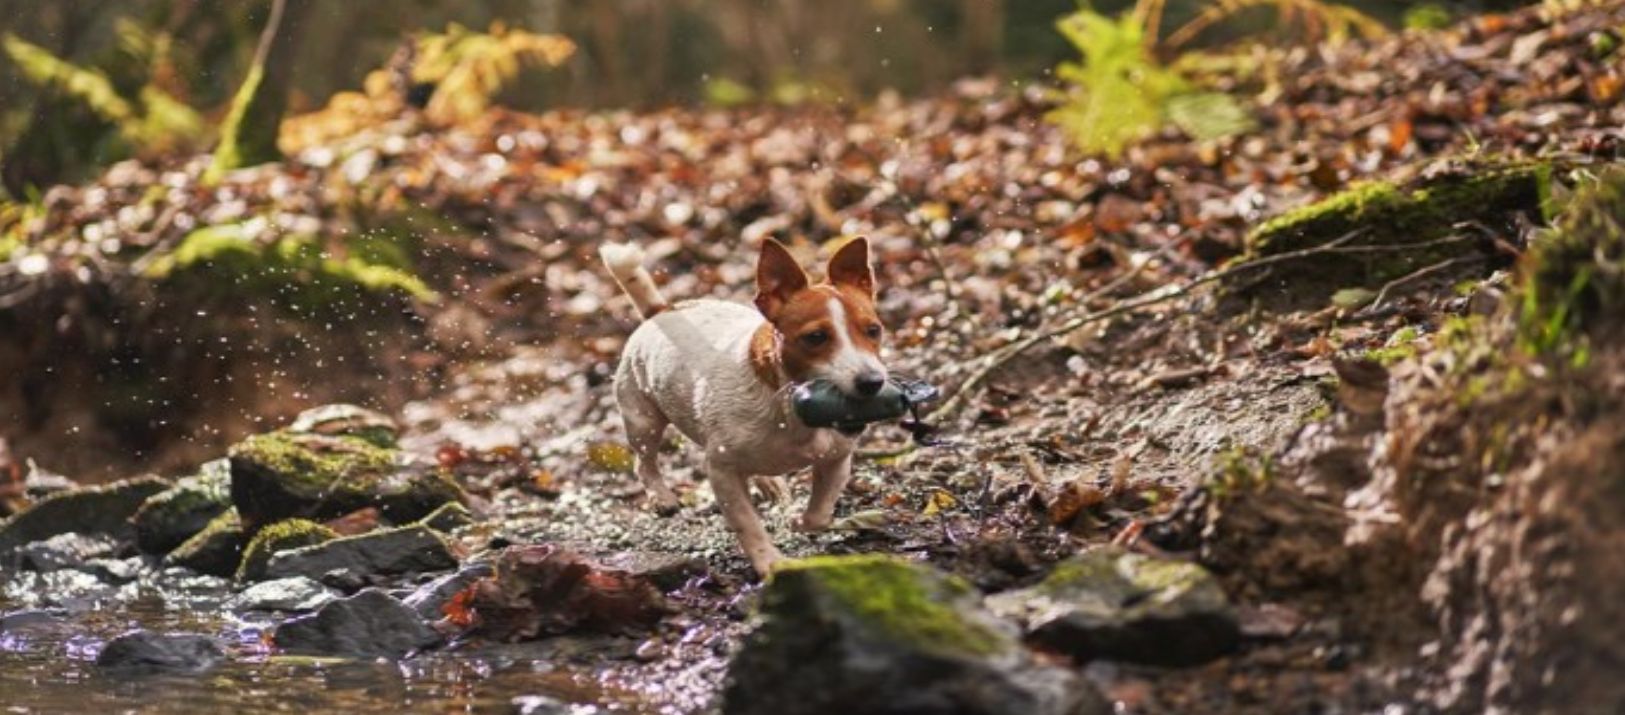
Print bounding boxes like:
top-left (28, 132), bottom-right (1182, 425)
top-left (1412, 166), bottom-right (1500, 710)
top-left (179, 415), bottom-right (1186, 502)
top-left (228, 430), bottom-right (465, 528)
top-left (987, 547), bottom-right (1238, 667)
top-left (164, 509), bottom-right (248, 578)
top-left (236, 518), bottom-right (339, 582)
top-left (725, 554), bottom-right (1104, 715)
top-left (131, 459), bottom-right (233, 556)
top-left (1231, 159), bottom-right (1554, 307)
top-left (0, 475), bottom-right (170, 553)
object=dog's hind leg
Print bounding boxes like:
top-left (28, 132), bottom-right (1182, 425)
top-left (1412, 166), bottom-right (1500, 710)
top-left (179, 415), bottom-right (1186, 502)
top-left (617, 384), bottom-right (680, 515)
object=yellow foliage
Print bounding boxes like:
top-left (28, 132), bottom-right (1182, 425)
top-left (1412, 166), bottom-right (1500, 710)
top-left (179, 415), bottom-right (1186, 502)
top-left (414, 22), bottom-right (576, 125)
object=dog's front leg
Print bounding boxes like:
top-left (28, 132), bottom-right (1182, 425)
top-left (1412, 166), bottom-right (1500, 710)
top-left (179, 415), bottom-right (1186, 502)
top-left (795, 451), bottom-right (853, 533)
top-left (707, 462), bottom-right (783, 575)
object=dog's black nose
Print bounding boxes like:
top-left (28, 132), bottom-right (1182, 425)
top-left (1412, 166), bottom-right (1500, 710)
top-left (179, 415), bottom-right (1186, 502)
top-left (854, 374), bottom-right (885, 396)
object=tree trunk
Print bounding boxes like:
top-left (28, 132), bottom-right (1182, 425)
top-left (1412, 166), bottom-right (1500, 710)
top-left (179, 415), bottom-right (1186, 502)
top-left (204, 0), bottom-right (312, 183)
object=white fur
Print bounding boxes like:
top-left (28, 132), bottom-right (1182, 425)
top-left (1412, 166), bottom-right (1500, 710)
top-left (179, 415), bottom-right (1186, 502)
top-left (598, 243), bottom-right (667, 318)
top-left (815, 294), bottom-right (887, 393)
top-left (612, 299), bottom-right (858, 574)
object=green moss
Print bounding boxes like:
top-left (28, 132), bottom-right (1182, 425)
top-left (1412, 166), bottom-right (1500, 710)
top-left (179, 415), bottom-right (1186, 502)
top-left (229, 429), bottom-right (465, 526)
top-left (1250, 162), bottom-right (1552, 257)
top-left (1517, 167), bottom-right (1625, 360)
top-left (773, 554), bottom-right (1005, 658)
top-left (131, 462), bottom-right (232, 555)
top-left (145, 221), bottom-right (435, 314)
top-left (233, 430), bottom-right (395, 494)
top-left (1235, 160), bottom-right (1554, 304)
top-left (1207, 445), bottom-right (1274, 501)
top-left (164, 509), bottom-right (247, 577)
top-left (236, 518), bottom-right (338, 582)
top-left (1359, 326), bottom-right (1422, 366)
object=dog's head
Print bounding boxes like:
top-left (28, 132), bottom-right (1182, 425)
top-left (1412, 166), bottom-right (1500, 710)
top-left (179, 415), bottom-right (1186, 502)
top-left (754, 237), bottom-right (888, 397)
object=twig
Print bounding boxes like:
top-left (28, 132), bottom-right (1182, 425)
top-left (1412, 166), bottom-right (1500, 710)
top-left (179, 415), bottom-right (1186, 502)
top-left (926, 231), bottom-right (1478, 423)
top-left (1367, 255), bottom-right (1485, 310)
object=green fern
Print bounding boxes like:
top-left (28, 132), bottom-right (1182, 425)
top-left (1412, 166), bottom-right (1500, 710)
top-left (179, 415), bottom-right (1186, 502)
top-left (2, 33), bottom-right (203, 156)
top-left (1048, 6), bottom-right (1257, 157)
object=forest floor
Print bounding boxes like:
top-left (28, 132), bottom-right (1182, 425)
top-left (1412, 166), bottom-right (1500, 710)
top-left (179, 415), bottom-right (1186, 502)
top-left (3, 3), bottom-right (1624, 713)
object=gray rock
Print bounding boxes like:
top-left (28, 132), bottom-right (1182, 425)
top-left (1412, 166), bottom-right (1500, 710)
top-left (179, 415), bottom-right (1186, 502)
top-left (288, 403), bottom-right (399, 448)
top-left (724, 554), bottom-right (1106, 715)
top-left (403, 562), bottom-right (494, 620)
top-left (263, 525), bottom-right (458, 582)
top-left (95, 630), bottom-right (227, 673)
top-left (0, 609), bottom-right (65, 633)
top-left (987, 547), bottom-right (1240, 667)
top-left (130, 460), bottom-right (232, 555)
top-left (273, 588), bottom-right (440, 658)
top-left (15, 533), bottom-right (123, 572)
top-left (0, 476), bottom-right (169, 553)
top-left (511, 694), bottom-right (570, 714)
top-left (230, 577), bottom-right (338, 612)
top-left (81, 556), bottom-right (147, 585)
top-left (22, 460), bottom-right (75, 496)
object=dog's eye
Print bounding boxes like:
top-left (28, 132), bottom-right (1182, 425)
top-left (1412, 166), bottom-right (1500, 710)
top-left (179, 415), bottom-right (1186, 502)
top-left (800, 330), bottom-right (830, 347)
top-left (864, 323), bottom-right (883, 340)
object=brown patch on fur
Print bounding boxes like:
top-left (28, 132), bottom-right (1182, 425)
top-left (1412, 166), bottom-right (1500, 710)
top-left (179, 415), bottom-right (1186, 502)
top-left (827, 237), bottom-right (876, 297)
top-left (749, 236), bottom-right (885, 388)
top-left (770, 288), bottom-right (841, 382)
top-left (749, 323), bottom-right (784, 388)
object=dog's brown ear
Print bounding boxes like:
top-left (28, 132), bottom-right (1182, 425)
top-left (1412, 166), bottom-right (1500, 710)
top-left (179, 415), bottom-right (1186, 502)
top-left (827, 236), bottom-right (874, 297)
top-left (755, 238), bottom-right (809, 319)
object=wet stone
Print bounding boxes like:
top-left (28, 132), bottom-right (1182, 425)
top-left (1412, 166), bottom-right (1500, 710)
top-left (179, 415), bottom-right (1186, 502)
top-left (288, 403), bottom-right (400, 448)
top-left (273, 588), bottom-right (440, 659)
top-left (0, 476), bottom-right (169, 553)
top-left (0, 609), bottom-right (65, 633)
top-left (14, 533), bottom-right (123, 572)
top-left (512, 694), bottom-right (570, 714)
top-left (95, 630), bottom-right (227, 674)
top-left (987, 547), bottom-right (1240, 667)
top-left (404, 562), bottom-right (494, 620)
top-left (262, 525), bottom-right (458, 583)
top-left (81, 556), bottom-right (146, 585)
top-left (230, 576), bottom-right (339, 612)
top-left (725, 554), bottom-right (1106, 715)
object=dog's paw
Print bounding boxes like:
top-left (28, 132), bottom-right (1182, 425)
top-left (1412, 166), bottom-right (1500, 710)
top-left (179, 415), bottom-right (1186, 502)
top-left (648, 489), bottom-right (682, 517)
top-left (792, 513), bottom-right (831, 533)
top-left (750, 475), bottom-right (791, 505)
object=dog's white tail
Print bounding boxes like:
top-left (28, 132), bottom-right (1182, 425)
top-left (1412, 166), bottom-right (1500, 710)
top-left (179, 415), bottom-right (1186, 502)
top-left (599, 243), bottom-right (669, 319)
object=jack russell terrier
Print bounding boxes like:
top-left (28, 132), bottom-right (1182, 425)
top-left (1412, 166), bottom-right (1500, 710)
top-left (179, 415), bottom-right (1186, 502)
top-left (599, 238), bottom-right (888, 576)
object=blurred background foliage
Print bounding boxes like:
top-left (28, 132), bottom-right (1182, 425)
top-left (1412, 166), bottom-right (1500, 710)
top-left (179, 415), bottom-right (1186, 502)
top-left (0, 0), bottom-right (1538, 195)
